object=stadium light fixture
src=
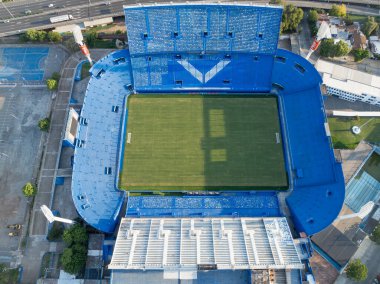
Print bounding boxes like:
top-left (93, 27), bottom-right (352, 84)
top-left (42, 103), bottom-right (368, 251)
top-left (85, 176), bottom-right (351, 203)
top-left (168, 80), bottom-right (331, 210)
top-left (305, 21), bottom-right (331, 60)
top-left (40, 205), bottom-right (75, 224)
top-left (337, 201), bottom-right (375, 221)
top-left (72, 25), bottom-right (93, 65)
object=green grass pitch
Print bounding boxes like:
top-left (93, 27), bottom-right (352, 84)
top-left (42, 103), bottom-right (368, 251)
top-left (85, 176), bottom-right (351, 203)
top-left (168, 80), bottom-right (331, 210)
top-left (119, 95), bottom-right (288, 191)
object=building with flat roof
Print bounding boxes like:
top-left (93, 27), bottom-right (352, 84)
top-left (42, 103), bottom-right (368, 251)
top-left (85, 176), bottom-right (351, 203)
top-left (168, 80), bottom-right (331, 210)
top-left (315, 59), bottom-right (380, 106)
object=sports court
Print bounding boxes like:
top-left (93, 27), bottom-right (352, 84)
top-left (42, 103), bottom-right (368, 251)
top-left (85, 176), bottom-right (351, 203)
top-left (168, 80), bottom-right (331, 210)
top-left (0, 47), bottom-right (49, 81)
top-left (120, 95), bottom-right (288, 190)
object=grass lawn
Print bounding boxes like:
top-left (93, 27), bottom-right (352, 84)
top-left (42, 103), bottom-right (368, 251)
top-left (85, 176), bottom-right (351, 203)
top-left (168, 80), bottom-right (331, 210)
top-left (81, 62), bottom-right (91, 79)
top-left (328, 116), bottom-right (380, 149)
top-left (363, 152), bottom-right (380, 181)
top-left (0, 268), bottom-right (19, 284)
top-left (346, 14), bottom-right (380, 23)
top-left (120, 95), bottom-right (288, 191)
top-left (93, 39), bottom-right (115, 48)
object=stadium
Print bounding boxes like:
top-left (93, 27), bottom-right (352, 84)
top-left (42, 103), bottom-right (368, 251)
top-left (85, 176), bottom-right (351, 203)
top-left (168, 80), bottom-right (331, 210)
top-left (68, 3), bottom-right (345, 282)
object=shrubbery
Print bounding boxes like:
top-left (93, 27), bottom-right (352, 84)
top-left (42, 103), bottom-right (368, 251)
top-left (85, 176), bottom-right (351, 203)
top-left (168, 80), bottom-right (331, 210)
top-left (38, 117), bottom-right (50, 132)
top-left (22, 182), bottom-right (37, 197)
top-left (352, 49), bottom-right (370, 62)
top-left (22, 29), bottom-right (62, 43)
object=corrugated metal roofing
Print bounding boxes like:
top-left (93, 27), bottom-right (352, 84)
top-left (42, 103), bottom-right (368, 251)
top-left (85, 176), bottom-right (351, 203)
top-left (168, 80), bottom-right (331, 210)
top-left (109, 217), bottom-right (303, 270)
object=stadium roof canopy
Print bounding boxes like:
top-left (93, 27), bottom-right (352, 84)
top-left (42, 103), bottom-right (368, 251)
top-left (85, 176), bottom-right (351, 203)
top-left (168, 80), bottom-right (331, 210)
top-left (109, 217), bottom-right (303, 270)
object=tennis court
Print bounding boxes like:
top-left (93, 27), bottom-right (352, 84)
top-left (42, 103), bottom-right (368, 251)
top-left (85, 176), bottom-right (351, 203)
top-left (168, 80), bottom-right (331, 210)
top-left (0, 47), bottom-right (49, 81)
top-left (120, 94), bottom-right (288, 191)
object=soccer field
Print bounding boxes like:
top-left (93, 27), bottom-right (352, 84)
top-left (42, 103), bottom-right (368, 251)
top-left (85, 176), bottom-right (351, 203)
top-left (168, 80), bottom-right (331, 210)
top-left (119, 95), bottom-right (288, 191)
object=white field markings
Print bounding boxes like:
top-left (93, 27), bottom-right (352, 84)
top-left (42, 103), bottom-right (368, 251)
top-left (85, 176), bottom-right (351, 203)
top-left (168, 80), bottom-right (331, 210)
top-left (275, 132), bottom-right (280, 144)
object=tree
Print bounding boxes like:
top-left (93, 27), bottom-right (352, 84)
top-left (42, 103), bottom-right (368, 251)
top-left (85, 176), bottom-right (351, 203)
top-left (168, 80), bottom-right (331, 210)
top-left (61, 224), bottom-right (88, 275)
top-left (308, 10), bottom-right (319, 24)
top-left (61, 247), bottom-right (86, 275)
top-left (319, 39), bottom-right (350, 57)
top-left (352, 49), bottom-right (370, 62)
top-left (319, 38), bottom-right (335, 57)
top-left (308, 10), bottom-right (319, 36)
top-left (346, 259), bottom-right (368, 282)
top-left (25, 29), bottom-right (39, 41)
top-left (36, 31), bottom-right (47, 42)
top-left (371, 224), bottom-right (380, 244)
top-left (63, 224), bottom-right (88, 246)
top-left (47, 222), bottom-right (64, 241)
top-left (281, 4), bottom-right (304, 33)
top-left (38, 117), bottom-right (50, 131)
top-left (344, 15), bottom-right (353, 26)
top-left (47, 31), bottom-right (62, 43)
top-left (0, 263), bottom-right (6, 273)
top-left (46, 79), bottom-right (58, 90)
top-left (361, 17), bottom-right (379, 37)
top-left (330, 4), bottom-right (346, 17)
top-left (22, 182), bottom-right (37, 197)
top-left (85, 32), bottom-right (97, 48)
top-left (335, 40), bottom-right (350, 57)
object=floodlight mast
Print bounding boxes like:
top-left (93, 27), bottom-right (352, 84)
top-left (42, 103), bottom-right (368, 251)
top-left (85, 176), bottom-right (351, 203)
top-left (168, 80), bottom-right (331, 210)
top-left (72, 25), bottom-right (93, 65)
top-left (337, 201), bottom-right (375, 221)
top-left (40, 205), bottom-right (75, 224)
top-left (305, 21), bottom-right (331, 60)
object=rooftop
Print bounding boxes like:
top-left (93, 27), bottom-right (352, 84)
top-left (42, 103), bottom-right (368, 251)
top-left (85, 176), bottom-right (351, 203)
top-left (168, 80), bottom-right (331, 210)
top-left (109, 217), bottom-right (303, 270)
top-left (315, 59), bottom-right (380, 99)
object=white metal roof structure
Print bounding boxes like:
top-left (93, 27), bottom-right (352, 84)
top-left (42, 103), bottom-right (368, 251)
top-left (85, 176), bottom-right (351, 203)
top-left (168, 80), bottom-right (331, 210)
top-left (315, 59), bottom-right (380, 100)
top-left (109, 217), bottom-right (303, 271)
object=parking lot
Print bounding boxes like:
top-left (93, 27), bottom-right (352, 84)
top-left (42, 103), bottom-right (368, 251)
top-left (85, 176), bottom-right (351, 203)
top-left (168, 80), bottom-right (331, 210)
top-left (0, 85), bottom-right (51, 264)
top-left (0, 45), bottom-right (67, 267)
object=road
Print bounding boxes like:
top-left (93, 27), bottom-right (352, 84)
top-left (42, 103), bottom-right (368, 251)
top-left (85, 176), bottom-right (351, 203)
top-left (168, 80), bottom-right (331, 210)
top-left (0, 0), bottom-right (379, 37)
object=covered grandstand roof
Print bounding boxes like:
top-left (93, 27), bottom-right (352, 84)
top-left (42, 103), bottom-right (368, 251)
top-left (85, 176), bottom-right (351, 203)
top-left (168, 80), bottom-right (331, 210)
top-left (109, 217), bottom-right (303, 270)
top-left (71, 50), bottom-right (131, 233)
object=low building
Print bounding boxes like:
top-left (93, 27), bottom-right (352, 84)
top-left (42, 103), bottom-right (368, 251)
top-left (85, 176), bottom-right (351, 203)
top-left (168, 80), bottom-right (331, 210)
top-left (315, 59), bottom-right (380, 106)
top-left (369, 36), bottom-right (380, 56)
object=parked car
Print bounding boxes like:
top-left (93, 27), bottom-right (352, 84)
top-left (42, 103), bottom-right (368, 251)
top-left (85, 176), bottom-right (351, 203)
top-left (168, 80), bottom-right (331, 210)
top-left (7, 224), bottom-right (22, 230)
top-left (8, 232), bottom-right (19, 237)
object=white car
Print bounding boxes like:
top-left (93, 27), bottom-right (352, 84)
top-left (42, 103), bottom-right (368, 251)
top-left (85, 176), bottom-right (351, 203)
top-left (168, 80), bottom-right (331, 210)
top-left (48, 4), bottom-right (54, 8)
